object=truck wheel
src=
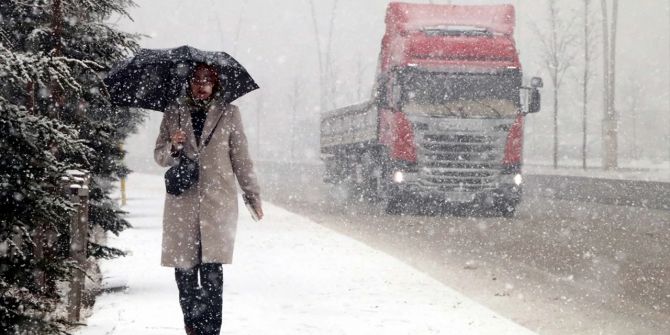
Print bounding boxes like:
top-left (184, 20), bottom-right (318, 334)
top-left (496, 202), bottom-right (517, 218)
top-left (359, 152), bottom-right (381, 204)
top-left (327, 181), bottom-right (351, 206)
top-left (384, 197), bottom-right (404, 215)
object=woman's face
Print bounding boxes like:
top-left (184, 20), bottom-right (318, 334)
top-left (190, 67), bottom-right (217, 100)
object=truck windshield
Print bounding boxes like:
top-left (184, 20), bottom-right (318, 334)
top-left (400, 70), bottom-right (521, 118)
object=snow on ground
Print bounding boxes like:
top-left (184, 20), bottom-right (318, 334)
top-left (74, 173), bottom-right (535, 335)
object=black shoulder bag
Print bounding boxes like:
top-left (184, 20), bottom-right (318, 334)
top-left (165, 110), bottom-right (223, 196)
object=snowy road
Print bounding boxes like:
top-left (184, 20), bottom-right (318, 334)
top-left (259, 164), bottom-right (670, 335)
top-left (73, 174), bottom-right (535, 335)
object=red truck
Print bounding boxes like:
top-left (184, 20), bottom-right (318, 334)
top-left (320, 2), bottom-right (542, 216)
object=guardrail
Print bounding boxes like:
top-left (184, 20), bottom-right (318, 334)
top-left (525, 174), bottom-right (670, 211)
top-left (255, 161), bottom-right (670, 211)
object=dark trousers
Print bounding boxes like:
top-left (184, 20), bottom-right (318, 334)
top-left (175, 263), bottom-right (223, 335)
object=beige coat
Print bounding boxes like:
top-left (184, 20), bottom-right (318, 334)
top-left (154, 97), bottom-right (260, 268)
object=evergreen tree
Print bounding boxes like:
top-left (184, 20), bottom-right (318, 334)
top-left (1, 0), bottom-right (142, 256)
top-left (0, 45), bottom-right (91, 334)
top-left (0, 0), bottom-right (141, 333)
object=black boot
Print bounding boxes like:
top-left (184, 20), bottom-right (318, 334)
top-left (185, 325), bottom-right (198, 335)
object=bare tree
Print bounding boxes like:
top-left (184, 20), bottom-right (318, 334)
top-left (533, 0), bottom-right (577, 168)
top-left (621, 77), bottom-right (643, 161)
top-left (232, 2), bottom-right (247, 55)
top-left (324, 0), bottom-right (339, 110)
top-left (354, 54), bottom-right (370, 102)
top-left (255, 92), bottom-right (264, 158)
top-left (213, 3), bottom-right (245, 55)
top-left (287, 76), bottom-right (305, 161)
top-left (307, 0), bottom-right (325, 112)
top-left (307, 0), bottom-right (339, 112)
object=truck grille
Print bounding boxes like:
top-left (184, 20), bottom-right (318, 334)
top-left (417, 132), bottom-right (507, 192)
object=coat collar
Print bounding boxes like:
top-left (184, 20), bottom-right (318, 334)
top-left (176, 96), bottom-right (228, 152)
top-left (198, 98), bottom-right (226, 150)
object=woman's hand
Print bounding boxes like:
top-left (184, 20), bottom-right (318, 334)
top-left (171, 130), bottom-right (187, 148)
top-left (254, 204), bottom-right (264, 220)
top-left (244, 194), bottom-right (264, 221)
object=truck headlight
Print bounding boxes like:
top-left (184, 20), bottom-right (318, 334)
top-left (513, 174), bottom-right (523, 186)
top-left (393, 171), bottom-right (405, 183)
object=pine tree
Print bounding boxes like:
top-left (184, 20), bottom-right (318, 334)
top-left (0, 0), bottom-right (141, 333)
top-left (0, 45), bottom-right (91, 334)
top-left (1, 0), bottom-right (142, 256)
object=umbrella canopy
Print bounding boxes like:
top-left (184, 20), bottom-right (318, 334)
top-left (104, 45), bottom-right (259, 111)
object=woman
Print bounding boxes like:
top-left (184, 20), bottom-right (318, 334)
top-left (154, 63), bottom-right (263, 335)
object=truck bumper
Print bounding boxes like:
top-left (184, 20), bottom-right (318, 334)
top-left (391, 171), bottom-right (522, 206)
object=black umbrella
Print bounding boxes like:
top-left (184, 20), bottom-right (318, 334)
top-left (104, 45), bottom-right (259, 111)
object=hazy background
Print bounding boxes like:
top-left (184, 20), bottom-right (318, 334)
top-left (115, 0), bottom-right (670, 173)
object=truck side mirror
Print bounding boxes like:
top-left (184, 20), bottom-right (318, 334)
top-left (528, 89), bottom-right (541, 114)
top-left (531, 77), bottom-right (543, 88)
top-left (390, 82), bottom-right (402, 110)
top-left (374, 88), bottom-right (387, 107)
top-left (374, 75), bottom-right (390, 108)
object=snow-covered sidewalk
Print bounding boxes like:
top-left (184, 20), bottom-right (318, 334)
top-left (74, 173), bottom-right (535, 335)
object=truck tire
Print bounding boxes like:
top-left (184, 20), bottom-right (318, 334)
top-left (496, 202), bottom-right (517, 218)
top-left (326, 181), bottom-right (351, 206)
top-left (358, 151), bottom-right (381, 204)
top-left (385, 197), bottom-right (404, 215)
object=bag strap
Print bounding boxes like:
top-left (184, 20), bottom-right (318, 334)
top-left (201, 109), bottom-right (224, 149)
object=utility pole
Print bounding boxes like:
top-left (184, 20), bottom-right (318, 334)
top-left (600, 0), bottom-right (616, 170)
top-left (551, 1), bottom-right (559, 168)
top-left (609, 0), bottom-right (619, 168)
top-left (583, 0), bottom-right (591, 170)
top-left (599, 0), bottom-right (620, 170)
